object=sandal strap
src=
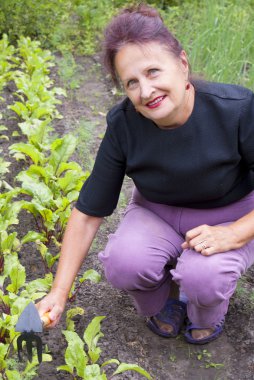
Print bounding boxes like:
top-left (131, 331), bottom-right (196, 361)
top-left (156, 299), bottom-right (186, 324)
top-left (155, 299), bottom-right (186, 336)
top-left (184, 318), bottom-right (225, 344)
top-left (186, 317), bottom-right (225, 332)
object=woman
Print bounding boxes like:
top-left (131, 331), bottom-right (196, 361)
top-left (37, 4), bottom-right (254, 344)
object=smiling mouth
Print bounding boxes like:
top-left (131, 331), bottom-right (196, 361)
top-left (146, 95), bottom-right (166, 109)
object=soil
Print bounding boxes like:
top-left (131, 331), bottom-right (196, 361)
top-left (3, 54), bottom-right (254, 380)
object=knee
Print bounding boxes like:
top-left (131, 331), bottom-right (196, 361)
top-left (100, 234), bottom-right (164, 291)
top-left (174, 251), bottom-right (235, 307)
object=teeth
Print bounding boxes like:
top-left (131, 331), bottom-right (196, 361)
top-left (148, 96), bottom-right (164, 106)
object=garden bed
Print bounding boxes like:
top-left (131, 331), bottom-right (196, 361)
top-left (1, 47), bottom-right (254, 379)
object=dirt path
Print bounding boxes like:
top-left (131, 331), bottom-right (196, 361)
top-left (36, 55), bottom-right (254, 380)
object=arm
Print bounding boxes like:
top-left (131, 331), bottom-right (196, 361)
top-left (181, 208), bottom-right (254, 256)
top-left (36, 207), bottom-right (103, 326)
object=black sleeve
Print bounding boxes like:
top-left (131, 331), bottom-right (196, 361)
top-left (75, 115), bottom-right (126, 217)
top-left (239, 91), bottom-right (254, 169)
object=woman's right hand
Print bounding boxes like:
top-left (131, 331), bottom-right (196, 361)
top-left (36, 288), bottom-right (68, 328)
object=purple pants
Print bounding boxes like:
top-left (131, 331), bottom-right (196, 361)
top-left (99, 188), bottom-right (254, 328)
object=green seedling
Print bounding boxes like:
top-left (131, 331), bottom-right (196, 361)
top-left (69, 269), bottom-right (101, 302)
top-left (195, 349), bottom-right (224, 370)
top-left (58, 315), bottom-right (152, 379)
top-left (169, 354), bottom-right (177, 363)
top-left (12, 135), bottom-right (88, 252)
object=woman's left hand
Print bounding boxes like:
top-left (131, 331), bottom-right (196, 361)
top-left (181, 224), bottom-right (242, 256)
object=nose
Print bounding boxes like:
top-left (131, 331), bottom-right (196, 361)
top-left (140, 79), bottom-right (154, 100)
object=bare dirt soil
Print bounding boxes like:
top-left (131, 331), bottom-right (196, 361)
top-left (3, 55), bottom-right (254, 380)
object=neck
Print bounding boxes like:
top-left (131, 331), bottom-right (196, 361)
top-left (158, 84), bottom-right (195, 129)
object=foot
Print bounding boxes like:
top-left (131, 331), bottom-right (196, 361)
top-left (191, 328), bottom-right (214, 340)
top-left (147, 299), bottom-right (187, 338)
top-left (152, 317), bottom-right (174, 335)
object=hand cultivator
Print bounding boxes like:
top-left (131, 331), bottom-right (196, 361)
top-left (15, 302), bottom-right (51, 363)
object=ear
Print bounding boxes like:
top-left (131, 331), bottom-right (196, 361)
top-left (179, 50), bottom-right (189, 76)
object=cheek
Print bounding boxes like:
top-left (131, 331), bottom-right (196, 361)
top-left (127, 91), bottom-right (140, 106)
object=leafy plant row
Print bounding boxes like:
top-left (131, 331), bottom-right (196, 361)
top-left (0, 36), bottom-right (151, 379)
top-left (0, 0), bottom-right (253, 90)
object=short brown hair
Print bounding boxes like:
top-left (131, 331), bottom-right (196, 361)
top-left (103, 4), bottom-right (183, 87)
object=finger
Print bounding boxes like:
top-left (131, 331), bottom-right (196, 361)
top-left (48, 304), bottom-right (64, 323)
top-left (185, 225), bottom-right (207, 243)
top-left (35, 301), bottom-right (51, 316)
top-left (200, 246), bottom-right (215, 256)
top-left (182, 238), bottom-right (207, 250)
top-left (45, 315), bottom-right (61, 329)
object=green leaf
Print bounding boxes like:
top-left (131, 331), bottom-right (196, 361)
top-left (66, 307), bottom-right (85, 332)
top-left (1, 232), bottom-right (19, 253)
top-left (20, 201), bottom-right (40, 217)
top-left (21, 231), bottom-right (46, 244)
top-left (17, 172), bottom-right (53, 206)
top-left (83, 364), bottom-right (107, 379)
top-left (57, 170), bottom-right (84, 194)
top-left (9, 142), bottom-right (44, 164)
top-left (57, 161), bottom-right (83, 176)
top-left (3, 253), bottom-right (20, 278)
top-left (0, 343), bottom-right (8, 370)
top-left (67, 190), bottom-right (79, 202)
top-left (26, 164), bottom-right (53, 182)
top-left (11, 152), bottom-right (26, 161)
top-left (49, 135), bottom-right (76, 175)
top-left (12, 131), bottom-right (20, 137)
top-left (23, 274), bottom-right (53, 297)
top-left (6, 262), bottom-right (26, 293)
top-left (57, 364), bottom-right (73, 374)
top-left (45, 251), bottom-right (59, 269)
top-left (62, 330), bottom-right (88, 377)
top-left (9, 101), bottom-right (29, 118)
top-left (83, 316), bottom-right (105, 363)
top-left (112, 363), bottom-right (152, 379)
top-left (6, 370), bottom-right (23, 380)
top-left (79, 269), bottom-right (101, 285)
top-left (101, 358), bottom-right (120, 367)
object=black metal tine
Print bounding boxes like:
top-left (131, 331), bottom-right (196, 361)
top-left (34, 335), bottom-right (43, 363)
top-left (25, 334), bottom-right (34, 362)
top-left (17, 332), bottom-right (44, 363)
top-left (17, 335), bottom-right (23, 362)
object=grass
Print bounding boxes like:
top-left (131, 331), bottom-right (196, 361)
top-left (163, 0), bottom-right (254, 87)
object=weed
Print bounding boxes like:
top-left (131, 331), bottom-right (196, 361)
top-left (195, 349), bottom-right (224, 370)
top-left (169, 354), bottom-right (177, 362)
top-left (57, 52), bottom-right (81, 90)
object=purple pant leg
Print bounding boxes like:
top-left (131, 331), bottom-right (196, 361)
top-left (171, 191), bottom-right (254, 327)
top-left (100, 187), bottom-right (254, 325)
top-left (98, 203), bottom-right (184, 316)
top-left (172, 239), bottom-right (254, 327)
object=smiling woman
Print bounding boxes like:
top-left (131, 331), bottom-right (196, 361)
top-left (37, 3), bottom-right (254, 350)
top-left (114, 43), bottom-right (194, 128)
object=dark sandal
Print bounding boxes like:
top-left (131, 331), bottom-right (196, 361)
top-left (184, 318), bottom-right (224, 344)
top-left (146, 299), bottom-right (187, 338)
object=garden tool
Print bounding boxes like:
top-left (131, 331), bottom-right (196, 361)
top-left (15, 302), bottom-right (51, 363)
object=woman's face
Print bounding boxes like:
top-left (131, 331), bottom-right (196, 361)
top-left (115, 42), bottom-right (191, 128)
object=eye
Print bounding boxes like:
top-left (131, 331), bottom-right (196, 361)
top-left (148, 68), bottom-right (159, 77)
top-left (126, 79), bottom-right (138, 89)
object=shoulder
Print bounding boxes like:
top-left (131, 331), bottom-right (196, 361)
top-left (193, 80), bottom-right (253, 101)
top-left (106, 97), bottom-right (137, 125)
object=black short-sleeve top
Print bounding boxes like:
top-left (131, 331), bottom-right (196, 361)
top-left (76, 81), bottom-right (254, 216)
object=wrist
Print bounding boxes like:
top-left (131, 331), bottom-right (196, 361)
top-left (51, 285), bottom-right (70, 300)
top-left (228, 223), bottom-right (249, 247)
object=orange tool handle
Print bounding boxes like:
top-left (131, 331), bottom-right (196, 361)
top-left (41, 312), bottom-right (52, 327)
